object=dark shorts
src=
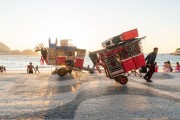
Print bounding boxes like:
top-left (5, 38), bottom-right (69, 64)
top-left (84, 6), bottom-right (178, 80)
top-left (29, 71), bottom-right (33, 73)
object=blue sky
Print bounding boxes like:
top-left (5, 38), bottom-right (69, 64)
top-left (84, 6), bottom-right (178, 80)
top-left (0, 0), bottom-right (180, 53)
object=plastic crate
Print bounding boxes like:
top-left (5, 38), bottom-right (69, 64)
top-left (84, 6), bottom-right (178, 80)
top-left (66, 50), bottom-right (75, 56)
top-left (56, 50), bottom-right (65, 56)
top-left (56, 56), bottom-right (66, 65)
top-left (121, 29), bottom-right (138, 41)
top-left (67, 56), bottom-right (75, 61)
top-left (74, 58), bottom-right (84, 69)
top-left (121, 58), bottom-right (136, 72)
top-left (56, 46), bottom-right (76, 50)
top-left (76, 49), bottom-right (86, 58)
top-left (48, 59), bottom-right (56, 65)
top-left (103, 54), bottom-right (124, 78)
top-left (48, 48), bottom-right (56, 59)
top-left (133, 54), bottom-right (146, 69)
top-left (101, 35), bottom-right (121, 48)
top-left (60, 40), bottom-right (68, 46)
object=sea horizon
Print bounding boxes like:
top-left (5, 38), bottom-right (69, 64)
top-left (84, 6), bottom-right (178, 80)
top-left (0, 54), bottom-right (180, 72)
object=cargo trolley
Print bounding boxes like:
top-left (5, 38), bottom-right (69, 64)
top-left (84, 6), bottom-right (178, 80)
top-left (89, 29), bottom-right (146, 85)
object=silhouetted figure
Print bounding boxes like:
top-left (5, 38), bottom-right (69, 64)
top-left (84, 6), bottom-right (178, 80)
top-left (0, 66), bottom-right (3, 74)
top-left (35, 65), bottom-right (40, 73)
top-left (3, 66), bottom-right (6, 73)
top-left (143, 47), bottom-right (158, 82)
top-left (27, 62), bottom-right (35, 74)
top-left (175, 62), bottom-right (180, 72)
top-left (167, 61), bottom-right (173, 72)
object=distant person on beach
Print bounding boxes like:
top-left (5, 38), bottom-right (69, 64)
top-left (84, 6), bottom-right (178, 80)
top-left (163, 62), bottom-right (170, 72)
top-left (143, 47), bottom-right (158, 82)
top-left (167, 61), bottom-right (173, 72)
top-left (3, 66), bottom-right (6, 73)
top-left (0, 66), bottom-right (3, 74)
top-left (175, 62), bottom-right (180, 72)
top-left (154, 62), bottom-right (158, 72)
top-left (35, 65), bottom-right (40, 73)
top-left (27, 62), bottom-right (35, 74)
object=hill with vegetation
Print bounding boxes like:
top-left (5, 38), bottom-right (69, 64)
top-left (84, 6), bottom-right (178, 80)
top-left (0, 42), bottom-right (39, 55)
top-left (172, 48), bottom-right (180, 55)
top-left (0, 42), bottom-right (11, 54)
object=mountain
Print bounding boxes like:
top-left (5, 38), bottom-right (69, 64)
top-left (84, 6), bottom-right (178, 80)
top-left (0, 42), bottom-right (39, 55)
top-left (0, 42), bottom-right (11, 54)
top-left (22, 49), bottom-right (39, 55)
top-left (10, 50), bottom-right (22, 55)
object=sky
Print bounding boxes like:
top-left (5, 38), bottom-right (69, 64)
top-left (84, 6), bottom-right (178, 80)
top-left (0, 0), bottom-right (180, 53)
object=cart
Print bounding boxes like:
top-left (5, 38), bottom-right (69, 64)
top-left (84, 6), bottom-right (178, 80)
top-left (34, 38), bottom-right (86, 77)
top-left (89, 29), bottom-right (146, 85)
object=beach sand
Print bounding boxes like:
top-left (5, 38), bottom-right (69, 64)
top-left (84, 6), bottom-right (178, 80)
top-left (0, 71), bottom-right (180, 119)
top-left (0, 71), bottom-right (88, 117)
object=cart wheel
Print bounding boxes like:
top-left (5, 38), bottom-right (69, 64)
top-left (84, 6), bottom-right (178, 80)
top-left (114, 76), bottom-right (128, 85)
top-left (58, 67), bottom-right (67, 77)
top-left (119, 76), bottom-right (128, 85)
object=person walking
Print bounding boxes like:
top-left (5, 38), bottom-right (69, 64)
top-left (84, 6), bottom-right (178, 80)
top-left (143, 47), bottom-right (158, 82)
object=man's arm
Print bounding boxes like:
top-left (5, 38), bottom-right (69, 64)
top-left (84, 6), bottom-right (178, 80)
top-left (145, 54), bottom-right (149, 61)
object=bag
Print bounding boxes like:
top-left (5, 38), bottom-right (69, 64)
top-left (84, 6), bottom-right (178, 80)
top-left (140, 66), bottom-right (147, 73)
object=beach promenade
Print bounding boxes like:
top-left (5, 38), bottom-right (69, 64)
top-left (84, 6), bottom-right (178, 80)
top-left (0, 71), bottom-right (179, 120)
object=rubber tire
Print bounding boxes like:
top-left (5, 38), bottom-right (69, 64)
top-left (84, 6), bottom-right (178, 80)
top-left (119, 76), bottom-right (128, 85)
top-left (114, 76), bottom-right (128, 85)
top-left (58, 67), bottom-right (67, 77)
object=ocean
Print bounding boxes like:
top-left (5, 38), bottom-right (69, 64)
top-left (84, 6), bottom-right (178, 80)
top-left (0, 54), bottom-right (180, 72)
